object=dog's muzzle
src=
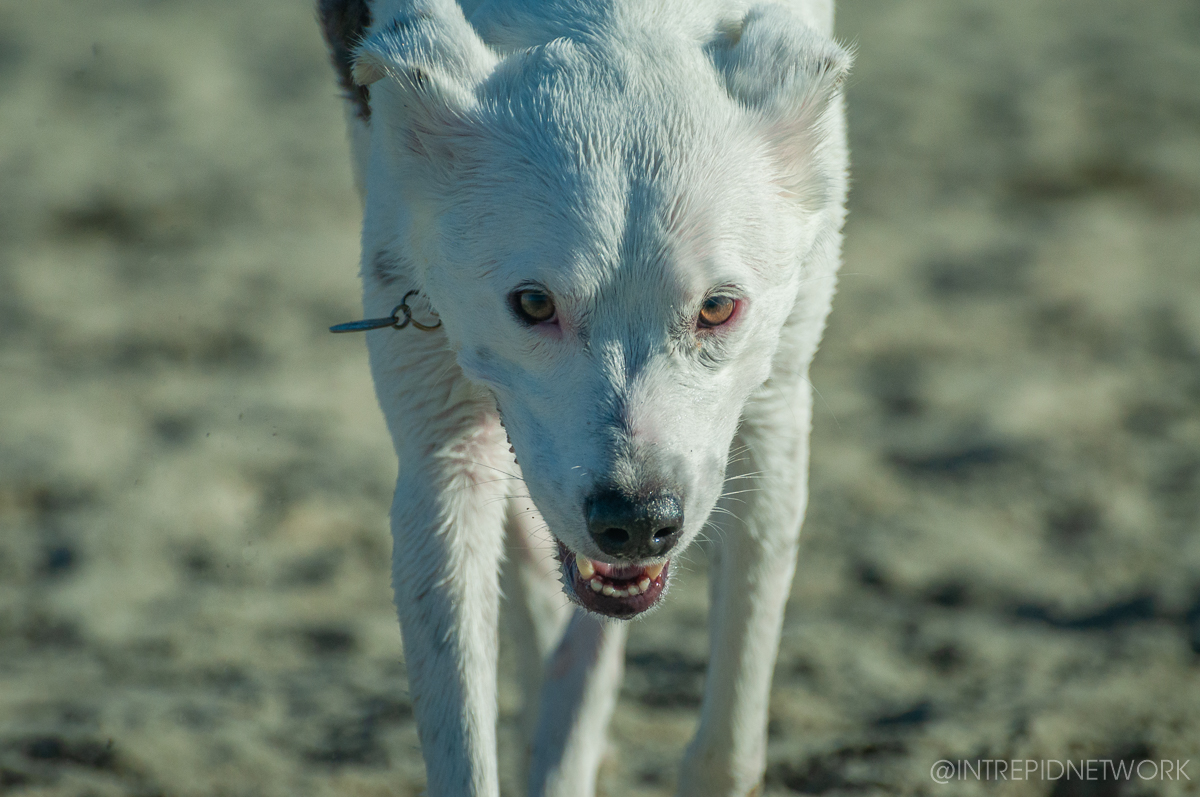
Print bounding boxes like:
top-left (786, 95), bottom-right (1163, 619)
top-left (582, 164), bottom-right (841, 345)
top-left (553, 488), bottom-right (683, 618)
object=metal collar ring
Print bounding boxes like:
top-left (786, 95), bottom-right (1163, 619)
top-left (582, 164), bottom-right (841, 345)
top-left (329, 290), bottom-right (441, 333)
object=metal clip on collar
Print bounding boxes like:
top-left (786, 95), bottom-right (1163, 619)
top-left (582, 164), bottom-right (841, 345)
top-left (329, 290), bottom-right (441, 333)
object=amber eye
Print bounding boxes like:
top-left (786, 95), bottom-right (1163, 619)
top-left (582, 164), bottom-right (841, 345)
top-left (698, 295), bottom-right (736, 328)
top-left (511, 289), bottom-right (556, 325)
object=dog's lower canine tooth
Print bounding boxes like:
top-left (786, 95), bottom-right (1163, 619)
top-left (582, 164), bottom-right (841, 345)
top-left (645, 562), bottom-right (665, 580)
top-left (575, 554), bottom-right (595, 580)
top-left (638, 578), bottom-right (651, 591)
top-left (590, 578), bottom-right (603, 592)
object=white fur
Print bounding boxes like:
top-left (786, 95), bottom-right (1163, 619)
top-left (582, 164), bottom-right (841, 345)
top-left (333, 0), bottom-right (848, 794)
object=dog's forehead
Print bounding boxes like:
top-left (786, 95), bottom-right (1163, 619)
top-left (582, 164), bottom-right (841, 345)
top-left (482, 40), bottom-right (749, 185)
top-left (450, 51), bottom-right (774, 297)
top-left (454, 162), bottom-right (760, 310)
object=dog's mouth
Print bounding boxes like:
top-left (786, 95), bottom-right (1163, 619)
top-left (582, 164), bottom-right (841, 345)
top-left (556, 541), bottom-right (670, 619)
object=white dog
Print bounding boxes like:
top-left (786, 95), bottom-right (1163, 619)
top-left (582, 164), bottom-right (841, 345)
top-left (318, 0), bottom-right (849, 794)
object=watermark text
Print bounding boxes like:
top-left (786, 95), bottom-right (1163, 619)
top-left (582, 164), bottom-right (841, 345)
top-left (930, 759), bottom-right (1190, 785)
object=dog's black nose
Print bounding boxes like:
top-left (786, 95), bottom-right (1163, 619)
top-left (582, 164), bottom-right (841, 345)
top-left (586, 489), bottom-right (684, 559)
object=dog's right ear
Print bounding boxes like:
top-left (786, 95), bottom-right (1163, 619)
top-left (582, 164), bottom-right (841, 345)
top-left (710, 5), bottom-right (852, 206)
top-left (352, 0), bottom-right (497, 169)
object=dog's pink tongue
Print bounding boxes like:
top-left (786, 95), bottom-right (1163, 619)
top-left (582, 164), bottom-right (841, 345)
top-left (590, 559), bottom-right (644, 579)
top-left (578, 554), bottom-right (666, 583)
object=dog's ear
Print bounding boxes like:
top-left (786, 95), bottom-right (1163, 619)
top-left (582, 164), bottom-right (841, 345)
top-left (710, 6), bottom-right (852, 206)
top-left (353, 0), bottom-right (497, 169)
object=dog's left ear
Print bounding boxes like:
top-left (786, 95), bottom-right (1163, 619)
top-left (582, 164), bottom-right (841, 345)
top-left (710, 6), bottom-right (852, 205)
top-left (352, 0), bottom-right (498, 172)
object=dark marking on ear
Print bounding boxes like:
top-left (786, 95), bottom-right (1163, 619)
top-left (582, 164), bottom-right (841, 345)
top-left (385, 8), bottom-right (434, 33)
top-left (407, 67), bottom-right (429, 92)
top-left (317, 0), bottom-right (372, 121)
top-left (816, 54), bottom-right (848, 87)
top-left (370, 251), bottom-right (412, 286)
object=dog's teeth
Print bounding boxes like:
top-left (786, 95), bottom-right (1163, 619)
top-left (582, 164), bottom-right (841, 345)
top-left (590, 578), bottom-right (603, 592)
top-left (612, 588), bottom-right (627, 598)
top-left (645, 562), bottom-right (665, 580)
top-left (626, 584), bottom-right (640, 596)
top-left (638, 577), bottom-right (651, 591)
top-left (602, 584), bottom-right (616, 596)
top-left (575, 554), bottom-right (595, 579)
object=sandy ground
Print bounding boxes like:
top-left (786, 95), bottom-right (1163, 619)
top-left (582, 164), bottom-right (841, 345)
top-left (1, 1), bottom-right (1199, 795)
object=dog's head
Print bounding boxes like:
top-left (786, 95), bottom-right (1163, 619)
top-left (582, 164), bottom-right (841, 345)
top-left (355, 0), bottom-right (849, 617)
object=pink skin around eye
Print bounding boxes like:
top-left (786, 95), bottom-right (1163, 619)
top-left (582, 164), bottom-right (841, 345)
top-left (535, 315), bottom-right (564, 339)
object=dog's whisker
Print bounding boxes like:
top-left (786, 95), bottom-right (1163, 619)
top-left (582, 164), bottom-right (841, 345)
top-left (453, 459), bottom-right (530, 489)
top-left (702, 518), bottom-right (734, 537)
top-left (720, 486), bottom-right (765, 497)
top-left (801, 372), bottom-right (841, 430)
top-left (724, 470), bottom-right (767, 483)
top-left (439, 477), bottom-right (527, 500)
top-left (431, 359), bottom-right (463, 388)
top-left (465, 459), bottom-right (527, 481)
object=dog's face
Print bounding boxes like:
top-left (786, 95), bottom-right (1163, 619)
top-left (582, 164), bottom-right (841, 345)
top-left (357, 4), bottom-right (848, 617)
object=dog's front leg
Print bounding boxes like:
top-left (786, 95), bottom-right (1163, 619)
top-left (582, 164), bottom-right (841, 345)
top-left (678, 384), bottom-right (814, 797)
top-left (527, 612), bottom-right (627, 797)
top-left (501, 498), bottom-right (626, 797)
top-left (389, 408), bottom-right (511, 797)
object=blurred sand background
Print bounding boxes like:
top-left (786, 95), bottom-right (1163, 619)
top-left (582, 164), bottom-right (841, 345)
top-left (1, 0), bottom-right (1198, 795)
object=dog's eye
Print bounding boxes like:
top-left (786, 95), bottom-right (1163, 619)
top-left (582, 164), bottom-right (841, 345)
top-left (698, 295), bottom-right (735, 328)
top-left (511, 289), bottom-right (556, 325)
